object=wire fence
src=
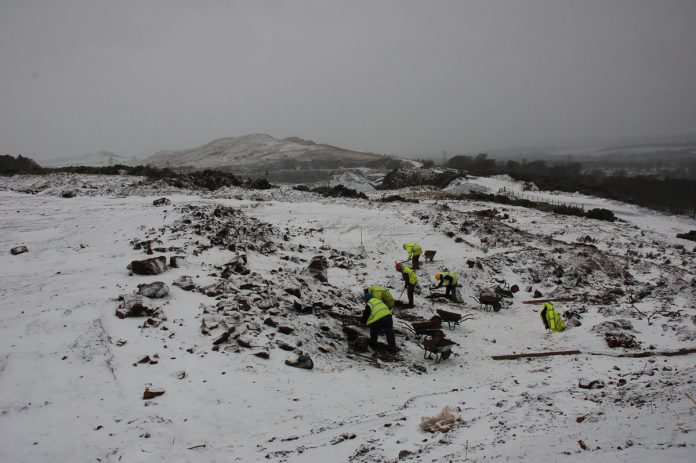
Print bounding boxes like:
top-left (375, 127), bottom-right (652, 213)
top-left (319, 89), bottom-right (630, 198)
top-left (498, 187), bottom-right (585, 211)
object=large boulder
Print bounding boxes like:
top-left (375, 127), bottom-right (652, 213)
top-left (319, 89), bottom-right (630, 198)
top-left (129, 256), bottom-right (167, 275)
top-left (137, 281), bottom-right (169, 298)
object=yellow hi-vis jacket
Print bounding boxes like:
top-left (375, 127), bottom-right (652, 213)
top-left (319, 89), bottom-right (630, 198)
top-left (367, 285), bottom-right (395, 308)
top-left (402, 265), bottom-right (418, 285)
top-left (440, 271), bottom-right (458, 286)
top-left (541, 302), bottom-right (566, 332)
top-left (366, 297), bottom-right (392, 325)
top-left (405, 242), bottom-right (422, 259)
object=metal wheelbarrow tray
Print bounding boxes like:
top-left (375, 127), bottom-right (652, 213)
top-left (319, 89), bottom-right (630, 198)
top-left (435, 308), bottom-right (475, 330)
top-left (474, 290), bottom-right (504, 312)
top-left (401, 316), bottom-right (443, 339)
top-left (418, 330), bottom-right (458, 363)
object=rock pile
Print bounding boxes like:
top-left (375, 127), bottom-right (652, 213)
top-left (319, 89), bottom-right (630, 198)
top-left (122, 203), bottom-right (370, 364)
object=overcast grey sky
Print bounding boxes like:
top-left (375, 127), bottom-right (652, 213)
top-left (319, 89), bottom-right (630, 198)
top-left (2, 0), bottom-right (696, 161)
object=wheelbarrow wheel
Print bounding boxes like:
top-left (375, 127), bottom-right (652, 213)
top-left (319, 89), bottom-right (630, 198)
top-left (492, 301), bottom-right (502, 312)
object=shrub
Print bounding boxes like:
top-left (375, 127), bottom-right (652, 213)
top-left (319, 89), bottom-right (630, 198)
top-left (247, 178), bottom-right (275, 190)
top-left (294, 184), bottom-right (367, 199)
top-left (377, 195), bottom-right (419, 203)
top-left (586, 208), bottom-right (616, 222)
top-left (552, 205), bottom-right (585, 217)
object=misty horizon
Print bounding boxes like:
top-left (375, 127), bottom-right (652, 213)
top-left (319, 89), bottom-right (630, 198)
top-left (2, 0), bottom-right (696, 161)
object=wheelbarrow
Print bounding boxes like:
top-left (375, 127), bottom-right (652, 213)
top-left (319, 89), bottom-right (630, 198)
top-left (424, 250), bottom-right (437, 262)
top-left (436, 308), bottom-right (475, 330)
top-left (472, 289), bottom-right (504, 312)
top-left (400, 316), bottom-right (443, 340)
top-left (417, 330), bottom-right (458, 363)
top-left (493, 278), bottom-right (519, 299)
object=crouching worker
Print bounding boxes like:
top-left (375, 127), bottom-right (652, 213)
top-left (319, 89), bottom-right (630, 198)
top-left (435, 271), bottom-right (459, 302)
top-left (364, 285), bottom-right (395, 309)
top-left (362, 293), bottom-right (397, 354)
top-left (540, 302), bottom-right (565, 332)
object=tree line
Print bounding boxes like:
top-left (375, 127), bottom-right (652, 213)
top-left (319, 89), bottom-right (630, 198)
top-left (447, 154), bottom-right (696, 217)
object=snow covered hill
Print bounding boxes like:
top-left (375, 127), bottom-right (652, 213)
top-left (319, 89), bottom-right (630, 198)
top-left (38, 151), bottom-right (141, 168)
top-left (1, 173), bottom-right (695, 462)
top-left (146, 133), bottom-right (407, 173)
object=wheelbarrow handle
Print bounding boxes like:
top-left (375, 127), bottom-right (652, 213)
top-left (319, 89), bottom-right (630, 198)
top-left (398, 320), bottom-right (417, 335)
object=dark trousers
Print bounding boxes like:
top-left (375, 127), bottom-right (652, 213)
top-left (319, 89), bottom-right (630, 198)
top-left (406, 284), bottom-right (414, 306)
top-left (369, 315), bottom-right (396, 353)
top-left (412, 254), bottom-right (420, 270)
top-left (445, 285), bottom-right (457, 302)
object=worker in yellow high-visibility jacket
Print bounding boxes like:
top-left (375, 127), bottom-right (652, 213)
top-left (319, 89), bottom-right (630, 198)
top-left (361, 293), bottom-right (397, 354)
top-left (540, 302), bottom-right (566, 332)
top-left (363, 285), bottom-right (395, 309)
top-left (403, 242), bottom-right (422, 269)
top-left (396, 262), bottom-right (418, 308)
top-left (435, 271), bottom-right (459, 301)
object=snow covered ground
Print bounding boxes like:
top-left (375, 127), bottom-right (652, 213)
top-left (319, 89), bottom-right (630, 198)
top-left (1, 173), bottom-right (695, 462)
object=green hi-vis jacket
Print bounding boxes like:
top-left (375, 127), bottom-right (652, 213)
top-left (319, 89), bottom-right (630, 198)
top-left (367, 285), bottom-right (395, 308)
top-left (440, 271), bottom-right (458, 286)
top-left (405, 242), bottom-right (422, 259)
top-left (402, 265), bottom-right (418, 285)
top-left (366, 297), bottom-right (392, 325)
top-left (540, 303), bottom-right (566, 332)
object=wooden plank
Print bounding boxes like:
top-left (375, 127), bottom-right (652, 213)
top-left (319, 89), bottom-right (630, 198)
top-left (590, 347), bottom-right (696, 358)
top-left (493, 347), bottom-right (696, 360)
top-left (492, 350), bottom-right (581, 360)
top-left (521, 298), bottom-right (575, 304)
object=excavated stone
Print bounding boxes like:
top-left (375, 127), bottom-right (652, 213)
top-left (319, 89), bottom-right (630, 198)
top-left (130, 256), bottom-right (167, 275)
top-left (137, 281), bottom-right (169, 298)
top-left (142, 388), bottom-right (165, 399)
top-left (221, 254), bottom-right (250, 277)
top-left (116, 294), bottom-right (155, 318)
top-left (153, 197), bottom-right (171, 206)
top-left (276, 340), bottom-right (296, 351)
top-left (172, 275), bottom-right (195, 291)
top-left (305, 255), bottom-right (328, 283)
top-left (10, 245), bottom-right (28, 255)
top-left (285, 354), bottom-right (313, 370)
top-left (253, 350), bottom-right (270, 359)
top-left (278, 325), bottom-right (295, 335)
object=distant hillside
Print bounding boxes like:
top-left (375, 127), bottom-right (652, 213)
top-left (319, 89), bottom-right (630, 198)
top-left (146, 134), bottom-right (407, 174)
top-left (40, 151), bottom-right (140, 168)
